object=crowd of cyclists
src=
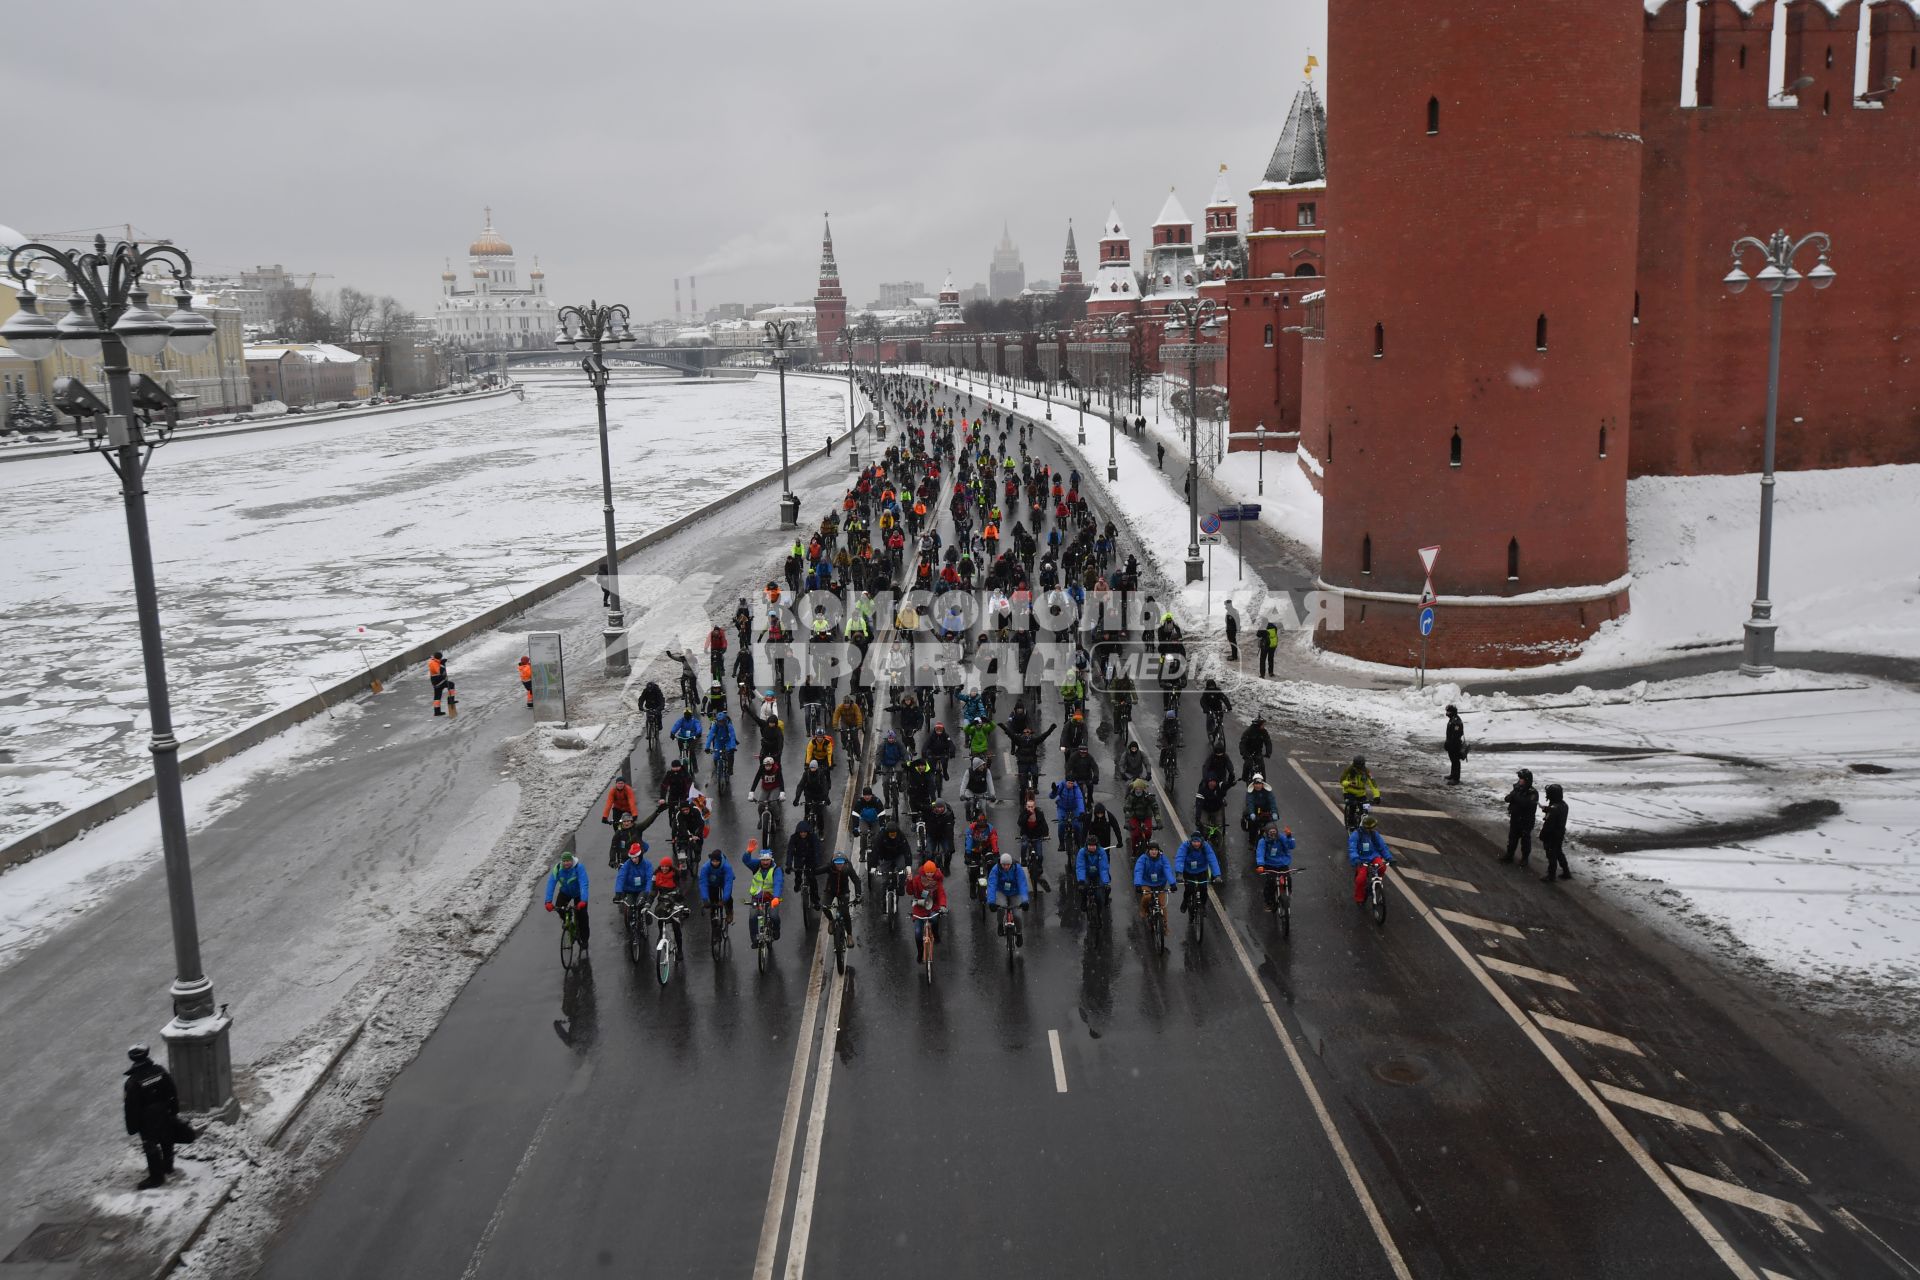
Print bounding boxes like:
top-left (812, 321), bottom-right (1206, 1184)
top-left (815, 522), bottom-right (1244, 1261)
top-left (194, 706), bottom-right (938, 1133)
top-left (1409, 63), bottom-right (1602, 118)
top-left (546, 368), bottom-right (1399, 975)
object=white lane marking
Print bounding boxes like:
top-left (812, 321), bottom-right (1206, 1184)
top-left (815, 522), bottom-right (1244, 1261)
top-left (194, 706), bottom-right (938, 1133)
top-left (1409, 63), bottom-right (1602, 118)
top-left (1531, 1012), bottom-right (1645, 1057)
top-left (784, 962), bottom-right (847, 1280)
top-left (751, 931), bottom-right (828, 1280)
top-left (1761, 1270), bottom-right (1801, 1280)
top-left (1149, 733), bottom-right (1415, 1280)
top-left (1834, 1207), bottom-right (1920, 1276)
top-left (1394, 836), bottom-right (1444, 854)
top-left (1389, 865), bottom-right (1763, 1279)
top-left (1666, 1163), bottom-right (1823, 1232)
top-left (1717, 1113), bottom-right (1813, 1187)
top-left (1435, 907), bottom-right (1523, 938)
top-left (1308, 781), bottom-right (1453, 818)
top-left (1400, 868), bottom-right (1481, 894)
top-left (1048, 1028), bottom-right (1068, 1093)
top-left (1478, 953), bottom-right (1580, 992)
top-left (459, 1073), bottom-right (576, 1280)
top-left (1593, 1080), bottom-right (1722, 1133)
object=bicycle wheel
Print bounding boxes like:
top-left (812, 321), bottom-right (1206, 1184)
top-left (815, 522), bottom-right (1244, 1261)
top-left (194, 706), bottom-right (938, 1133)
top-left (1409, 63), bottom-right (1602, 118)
top-left (833, 917), bottom-right (847, 973)
top-left (627, 910), bottom-right (645, 965)
top-left (711, 910), bottom-right (728, 960)
top-left (560, 915), bottom-right (578, 972)
top-left (656, 922), bottom-right (676, 986)
top-left (1005, 916), bottom-right (1018, 967)
top-left (757, 931), bottom-right (770, 974)
top-left (1372, 874), bottom-right (1388, 927)
top-left (1279, 885), bottom-right (1292, 940)
top-left (922, 926), bottom-right (935, 985)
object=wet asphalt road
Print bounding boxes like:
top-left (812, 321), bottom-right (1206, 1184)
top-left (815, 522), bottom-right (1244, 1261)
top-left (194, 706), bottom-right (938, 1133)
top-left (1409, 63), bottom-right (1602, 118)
top-left (258, 382), bottom-right (1920, 1280)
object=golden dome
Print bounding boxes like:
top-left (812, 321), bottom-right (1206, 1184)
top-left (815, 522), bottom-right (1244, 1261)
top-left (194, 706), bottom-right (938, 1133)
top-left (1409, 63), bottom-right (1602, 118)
top-left (468, 205), bottom-right (513, 257)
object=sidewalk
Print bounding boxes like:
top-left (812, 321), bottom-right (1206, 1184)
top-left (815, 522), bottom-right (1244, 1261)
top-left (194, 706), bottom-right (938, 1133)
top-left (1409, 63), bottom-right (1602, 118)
top-left (0, 434), bottom-right (866, 1278)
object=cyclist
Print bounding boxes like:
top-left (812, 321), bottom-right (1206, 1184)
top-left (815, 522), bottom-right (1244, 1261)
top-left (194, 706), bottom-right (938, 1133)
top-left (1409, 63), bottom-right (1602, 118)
top-left (962, 716), bottom-right (996, 765)
top-left (1193, 775), bottom-right (1233, 844)
top-left (876, 728), bottom-right (909, 781)
top-left (964, 813), bottom-right (1000, 877)
top-left (1253, 820), bottom-right (1297, 912)
top-left (638, 680), bottom-right (666, 731)
top-left (905, 859), bottom-right (948, 954)
top-left (831, 692), bottom-right (865, 760)
top-left (670, 798), bottom-right (708, 864)
top-left (750, 754), bottom-right (786, 817)
top-left (706, 709), bottom-right (738, 776)
top-left (1050, 777), bottom-right (1087, 853)
top-left (983, 851), bottom-right (1032, 948)
top-left (699, 847), bottom-right (736, 928)
top-left (1074, 838), bottom-right (1112, 909)
top-left (792, 758), bottom-right (832, 822)
top-left (1174, 832), bottom-right (1221, 912)
top-left (1062, 742), bottom-right (1100, 789)
top-left (904, 755), bottom-right (938, 818)
top-left (1199, 679), bottom-right (1231, 738)
top-left (923, 796), bottom-right (957, 873)
top-left (543, 852), bottom-right (590, 950)
top-left (870, 817), bottom-right (913, 893)
top-left (786, 817), bottom-right (824, 906)
top-left (1340, 756), bottom-right (1382, 826)
top-left (961, 755), bottom-right (997, 810)
top-left (923, 721), bottom-right (956, 785)
top-left (1119, 740), bottom-right (1153, 785)
top-left (820, 850), bottom-right (864, 947)
top-left (1015, 798), bottom-right (1051, 891)
top-left (669, 705), bottom-right (704, 770)
top-left (600, 774), bottom-right (638, 827)
top-left (1239, 716), bottom-right (1273, 780)
top-left (1349, 813), bottom-right (1394, 905)
top-left (1133, 842), bottom-right (1177, 917)
top-left (804, 728), bottom-right (835, 773)
top-left (744, 845), bottom-right (784, 945)
top-left (612, 843), bottom-right (654, 936)
top-left (1199, 742), bottom-right (1238, 791)
top-left (702, 679), bottom-right (728, 719)
top-left (1242, 773), bottom-right (1278, 845)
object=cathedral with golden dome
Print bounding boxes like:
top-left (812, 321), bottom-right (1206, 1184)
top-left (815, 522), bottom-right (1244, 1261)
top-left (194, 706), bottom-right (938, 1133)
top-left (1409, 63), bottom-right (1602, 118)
top-left (430, 208), bottom-right (557, 350)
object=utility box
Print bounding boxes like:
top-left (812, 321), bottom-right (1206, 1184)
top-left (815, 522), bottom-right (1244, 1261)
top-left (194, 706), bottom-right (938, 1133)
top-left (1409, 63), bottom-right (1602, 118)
top-left (527, 630), bottom-right (566, 723)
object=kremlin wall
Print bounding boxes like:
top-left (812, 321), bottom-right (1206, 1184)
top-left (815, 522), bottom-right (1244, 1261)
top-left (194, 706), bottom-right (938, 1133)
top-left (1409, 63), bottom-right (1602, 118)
top-left (836, 0), bottom-right (1919, 669)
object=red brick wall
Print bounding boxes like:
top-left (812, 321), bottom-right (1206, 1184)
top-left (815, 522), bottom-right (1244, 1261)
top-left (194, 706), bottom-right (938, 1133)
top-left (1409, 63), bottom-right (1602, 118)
top-left (1318, 0), bottom-right (1640, 657)
top-left (1298, 327), bottom-right (1327, 487)
top-left (1632, 0), bottom-right (1920, 476)
top-left (1316, 587), bottom-right (1631, 668)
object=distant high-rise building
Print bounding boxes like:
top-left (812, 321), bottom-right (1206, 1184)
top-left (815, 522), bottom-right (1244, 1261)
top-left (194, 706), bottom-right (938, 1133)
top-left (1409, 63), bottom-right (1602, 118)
top-left (877, 280), bottom-right (928, 309)
top-left (989, 223), bottom-right (1025, 300)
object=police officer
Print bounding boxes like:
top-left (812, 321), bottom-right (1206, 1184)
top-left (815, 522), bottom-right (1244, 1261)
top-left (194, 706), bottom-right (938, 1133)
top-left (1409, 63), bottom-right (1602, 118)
top-left (124, 1045), bottom-right (182, 1190)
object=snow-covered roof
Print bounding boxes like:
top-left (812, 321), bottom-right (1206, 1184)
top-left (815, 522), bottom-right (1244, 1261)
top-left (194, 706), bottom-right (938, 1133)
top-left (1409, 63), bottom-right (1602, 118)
top-left (245, 348), bottom-right (289, 362)
top-left (1264, 80), bottom-right (1328, 187)
top-left (0, 223), bottom-right (25, 253)
top-left (1207, 165), bottom-right (1235, 208)
top-left (1102, 206), bottom-right (1127, 239)
top-left (1153, 188), bottom-right (1190, 227)
top-left (1642, 0), bottom-right (1912, 13)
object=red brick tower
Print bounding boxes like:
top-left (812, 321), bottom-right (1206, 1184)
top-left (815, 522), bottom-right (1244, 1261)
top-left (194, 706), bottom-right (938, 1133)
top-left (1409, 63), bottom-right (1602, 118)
top-left (812, 214), bottom-right (847, 355)
top-left (1058, 221), bottom-right (1089, 312)
top-left (1317, 3), bottom-right (1642, 668)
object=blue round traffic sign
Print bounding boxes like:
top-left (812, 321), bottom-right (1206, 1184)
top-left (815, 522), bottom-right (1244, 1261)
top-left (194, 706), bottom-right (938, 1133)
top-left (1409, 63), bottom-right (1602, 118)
top-left (1200, 513), bottom-right (1222, 535)
top-left (1418, 606), bottom-right (1436, 637)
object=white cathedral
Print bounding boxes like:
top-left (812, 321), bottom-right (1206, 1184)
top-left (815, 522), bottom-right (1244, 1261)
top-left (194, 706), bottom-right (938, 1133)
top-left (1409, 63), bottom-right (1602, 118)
top-left (432, 209), bottom-right (557, 350)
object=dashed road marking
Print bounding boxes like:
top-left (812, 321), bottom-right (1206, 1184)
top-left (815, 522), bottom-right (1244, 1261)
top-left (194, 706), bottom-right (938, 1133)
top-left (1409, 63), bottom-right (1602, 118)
top-left (1718, 1113), bottom-right (1813, 1187)
top-left (1834, 1208), bottom-right (1920, 1276)
top-left (1594, 1080), bottom-right (1722, 1133)
top-left (1478, 954), bottom-right (1579, 992)
top-left (1048, 1028), bottom-right (1068, 1093)
top-left (1435, 906), bottom-right (1523, 938)
top-left (1398, 868), bottom-right (1481, 894)
top-left (1666, 1163), bottom-right (1823, 1232)
top-left (1760, 1269), bottom-right (1801, 1280)
top-left (1531, 1012), bottom-right (1644, 1057)
top-left (1393, 836), bottom-right (1444, 854)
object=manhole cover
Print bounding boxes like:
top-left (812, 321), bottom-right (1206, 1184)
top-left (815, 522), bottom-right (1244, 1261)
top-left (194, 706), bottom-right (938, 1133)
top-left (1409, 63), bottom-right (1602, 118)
top-left (1849, 762), bottom-right (1893, 775)
top-left (1372, 1057), bottom-right (1431, 1087)
top-left (4, 1221), bottom-right (96, 1264)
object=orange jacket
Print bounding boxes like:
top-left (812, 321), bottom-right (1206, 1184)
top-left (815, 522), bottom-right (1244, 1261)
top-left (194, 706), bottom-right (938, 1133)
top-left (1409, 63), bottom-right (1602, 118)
top-left (517, 660), bottom-right (532, 682)
top-left (602, 781), bottom-right (638, 820)
top-left (428, 657), bottom-right (444, 679)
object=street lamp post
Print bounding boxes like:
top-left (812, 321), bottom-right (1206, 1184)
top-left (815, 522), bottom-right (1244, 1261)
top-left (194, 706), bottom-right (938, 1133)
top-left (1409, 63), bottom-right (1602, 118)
top-left (764, 320), bottom-right (802, 526)
top-left (844, 332), bottom-right (859, 471)
top-left (1163, 299), bottom-right (1220, 584)
top-left (3, 234), bottom-right (233, 1113)
top-left (1722, 229), bottom-right (1835, 675)
top-left (554, 300), bottom-right (637, 676)
top-left (1256, 423), bottom-right (1267, 495)
top-left (1091, 314), bottom-right (1132, 476)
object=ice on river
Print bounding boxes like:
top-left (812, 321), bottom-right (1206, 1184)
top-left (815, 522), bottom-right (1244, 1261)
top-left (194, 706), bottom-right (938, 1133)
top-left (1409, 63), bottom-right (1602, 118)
top-left (0, 369), bottom-right (848, 844)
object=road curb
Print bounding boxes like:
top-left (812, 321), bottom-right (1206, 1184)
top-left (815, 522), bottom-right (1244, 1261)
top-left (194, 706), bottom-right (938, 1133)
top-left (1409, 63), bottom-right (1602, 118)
top-left (0, 406), bottom-right (862, 873)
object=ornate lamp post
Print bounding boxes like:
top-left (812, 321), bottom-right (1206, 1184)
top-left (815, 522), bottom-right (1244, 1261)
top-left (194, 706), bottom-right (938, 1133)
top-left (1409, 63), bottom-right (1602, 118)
top-left (1162, 298), bottom-right (1221, 584)
top-left (3, 234), bottom-right (233, 1113)
top-left (1091, 314), bottom-right (1132, 475)
top-left (764, 319), bottom-right (802, 525)
top-left (1722, 230), bottom-right (1835, 675)
top-left (554, 300), bottom-right (637, 675)
top-left (1256, 422), bottom-right (1267, 495)
top-left (843, 330), bottom-right (860, 471)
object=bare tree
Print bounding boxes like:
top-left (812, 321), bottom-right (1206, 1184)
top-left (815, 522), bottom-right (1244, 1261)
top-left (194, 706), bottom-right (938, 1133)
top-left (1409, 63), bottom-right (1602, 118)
top-left (335, 287), bottom-right (375, 342)
top-left (371, 296), bottom-right (417, 340)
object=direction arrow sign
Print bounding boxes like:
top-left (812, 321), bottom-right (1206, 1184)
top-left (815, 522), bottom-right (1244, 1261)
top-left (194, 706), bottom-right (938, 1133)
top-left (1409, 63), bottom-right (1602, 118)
top-left (1200, 532), bottom-right (1223, 544)
top-left (1200, 513), bottom-right (1222, 535)
top-left (1240, 504), bottom-right (1262, 520)
top-left (1418, 606), bottom-right (1436, 637)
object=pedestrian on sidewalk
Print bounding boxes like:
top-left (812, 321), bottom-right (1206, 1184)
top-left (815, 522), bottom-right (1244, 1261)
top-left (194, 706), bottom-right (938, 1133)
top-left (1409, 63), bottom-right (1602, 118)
top-left (1444, 704), bottom-right (1467, 784)
top-left (124, 1045), bottom-right (182, 1190)
top-left (518, 655), bottom-right (534, 708)
top-left (597, 561), bottom-right (613, 609)
top-left (428, 652), bottom-right (450, 716)
top-left (1256, 620), bottom-right (1278, 677)
top-left (1501, 768), bottom-right (1538, 866)
top-left (1224, 600), bottom-right (1241, 662)
top-left (1540, 784), bottom-right (1572, 881)
top-left (1156, 442), bottom-right (1166, 470)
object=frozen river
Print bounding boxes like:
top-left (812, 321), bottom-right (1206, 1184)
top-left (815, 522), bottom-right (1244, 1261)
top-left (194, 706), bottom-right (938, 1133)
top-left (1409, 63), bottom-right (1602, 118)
top-left (0, 368), bottom-right (849, 843)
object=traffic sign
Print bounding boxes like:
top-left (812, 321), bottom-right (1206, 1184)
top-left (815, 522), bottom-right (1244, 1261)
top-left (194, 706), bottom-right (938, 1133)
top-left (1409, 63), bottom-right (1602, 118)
top-left (1418, 606), bottom-right (1436, 637)
top-left (1199, 532), bottom-right (1223, 544)
top-left (1200, 512), bottom-right (1222, 535)
top-left (1215, 504), bottom-right (1263, 522)
top-left (1418, 545), bottom-right (1440, 574)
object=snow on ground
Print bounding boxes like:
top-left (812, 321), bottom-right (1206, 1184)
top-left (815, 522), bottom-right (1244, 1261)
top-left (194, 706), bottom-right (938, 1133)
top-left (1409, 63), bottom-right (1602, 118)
top-left (0, 370), bottom-right (849, 845)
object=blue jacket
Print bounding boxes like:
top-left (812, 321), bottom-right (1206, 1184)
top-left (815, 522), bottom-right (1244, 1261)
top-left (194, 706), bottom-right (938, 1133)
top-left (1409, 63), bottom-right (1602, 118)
top-left (1133, 853), bottom-right (1176, 888)
top-left (1175, 841), bottom-right (1221, 878)
top-left (613, 858), bottom-right (653, 896)
top-left (1074, 846), bottom-right (1111, 886)
top-left (984, 862), bottom-right (1030, 905)
top-left (707, 717), bottom-right (737, 752)
top-left (1348, 830), bottom-right (1394, 867)
top-left (698, 858), bottom-right (735, 903)
top-left (852, 798), bottom-right (884, 829)
top-left (1051, 781), bottom-right (1087, 825)
top-left (671, 713), bottom-right (702, 742)
top-left (1254, 831), bottom-right (1296, 871)
top-left (1244, 787), bottom-right (1279, 823)
top-left (877, 739), bottom-right (908, 769)
top-left (546, 861), bottom-right (588, 904)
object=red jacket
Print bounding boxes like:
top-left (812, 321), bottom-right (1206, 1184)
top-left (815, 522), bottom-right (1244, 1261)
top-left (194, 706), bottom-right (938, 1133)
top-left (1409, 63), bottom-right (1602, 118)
top-left (602, 781), bottom-right (638, 820)
top-left (905, 871), bottom-right (947, 917)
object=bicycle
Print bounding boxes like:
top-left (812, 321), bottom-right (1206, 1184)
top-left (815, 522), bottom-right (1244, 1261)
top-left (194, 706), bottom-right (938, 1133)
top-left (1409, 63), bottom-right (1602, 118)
top-left (1126, 814), bottom-right (1156, 859)
top-left (1141, 888), bottom-right (1169, 954)
top-left (711, 747), bottom-right (734, 795)
top-left (1364, 855), bottom-right (1389, 927)
top-left (674, 733), bottom-right (699, 776)
top-left (757, 795), bottom-right (782, 852)
top-left (916, 900), bottom-right (943, 985)
top-left (996, 900), bottom-right (1022, 967)
top-left (880, 766), bottom-right (902, 813)
top-left (1079, 872), bottom-right (1110, 941)
top-left (1344, 794), bottom-right (1372, 833)
top-left (709, 898), bottom-right (732, 960)
top-left (1259, 866), bottom-right (1295, 939)
top-left (824, 893), bottom-right (853, 974)
top-left (558, 903), bottom-right (583, 972)
top-left (646, 897), bottom-right (685, 987)
top-left (1019, 835), bottom-right (1046, 894)
top-left (750, 893), bottom-right (776, 973)
top-left (876, 865), bottom-right (904, 931)
top-left (672, 832), bottom-right (700, 876)
top-left (1203, 705), bottom-right (1225, 748)
top-left (619, 895), bottom-right (646, 965)
top-left (1181, 873), bottom-right (1213, 947)
top-left (643, 706), bottom-right (662, 743)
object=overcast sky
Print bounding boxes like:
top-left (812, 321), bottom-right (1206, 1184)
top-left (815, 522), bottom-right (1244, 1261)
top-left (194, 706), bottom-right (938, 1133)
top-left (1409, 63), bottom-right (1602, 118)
top-left (9, 0), bottom-right (1324, 321)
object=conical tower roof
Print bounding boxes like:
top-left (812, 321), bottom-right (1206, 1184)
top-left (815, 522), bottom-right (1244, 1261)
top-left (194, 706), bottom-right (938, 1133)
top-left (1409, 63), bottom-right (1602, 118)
top-left (1207, 163), bottom-right (1234, 209)
top-left (1153, 187), bottom-right (1190, 227)
top-left (1102, 206), bottom-right (1126, 239)
top-left (1263, 79), bottom-right (1328, 186)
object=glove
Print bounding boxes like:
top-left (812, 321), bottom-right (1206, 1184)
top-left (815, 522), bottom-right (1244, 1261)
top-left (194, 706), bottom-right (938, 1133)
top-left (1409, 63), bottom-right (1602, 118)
top-left (601, 817), bottom-right (611, 825)
top-left (544, 901), bottom-right (555, 912)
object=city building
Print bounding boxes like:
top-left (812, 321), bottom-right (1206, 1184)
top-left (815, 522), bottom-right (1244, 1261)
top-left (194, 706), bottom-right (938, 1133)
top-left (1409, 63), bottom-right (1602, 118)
top-left (1084, 207), bottom-right (1142, 318)
top-left (876, 281), bottom-right (927, 309)
top-left (1143, 189), bottom-right (1200, 302)
top-left (989, 224), bottom-right (1025, 300)
top-left (430, 209), bottom-right (556, 351)
top-left (812, 214), bottom-right (848, 355)
top-left (245, 343), bottom-right (372, 407)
